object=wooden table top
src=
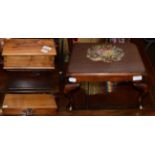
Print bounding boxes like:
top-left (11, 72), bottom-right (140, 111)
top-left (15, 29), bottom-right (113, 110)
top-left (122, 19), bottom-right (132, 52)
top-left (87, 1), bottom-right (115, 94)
top-left (67, 43), bottom-right (147, 82)
top-left (2, 39), bottom-right (56, 56)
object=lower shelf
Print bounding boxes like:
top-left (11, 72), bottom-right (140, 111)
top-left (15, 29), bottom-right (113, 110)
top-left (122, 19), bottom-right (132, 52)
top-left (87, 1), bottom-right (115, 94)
top-left (2, 94), bottom-right (58, 116)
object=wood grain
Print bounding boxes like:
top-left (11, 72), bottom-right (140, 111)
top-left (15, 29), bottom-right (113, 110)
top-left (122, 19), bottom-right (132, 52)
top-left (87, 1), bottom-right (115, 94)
top-left (3, 94), bottom-right (57, 108)
top-left (2, 39), bottom-right (57, 69)
top-left (2, 39), bottom-right (56, 56)
top-left (4, 56), bottom-right (55, 69)
top-left (2, 94), bottom-right (57, 115)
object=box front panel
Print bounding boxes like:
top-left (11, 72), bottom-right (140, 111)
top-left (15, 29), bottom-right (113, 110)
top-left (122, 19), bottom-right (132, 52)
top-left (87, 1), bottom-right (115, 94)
top-left (4, 55), bottom-right (55, 69)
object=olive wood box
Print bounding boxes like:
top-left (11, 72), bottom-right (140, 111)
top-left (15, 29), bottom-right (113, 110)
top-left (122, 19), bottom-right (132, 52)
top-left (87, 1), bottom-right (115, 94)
top-left (2, 39), bottom-right (57, 70)
top-left (2, 94), bottom-right (57, 116)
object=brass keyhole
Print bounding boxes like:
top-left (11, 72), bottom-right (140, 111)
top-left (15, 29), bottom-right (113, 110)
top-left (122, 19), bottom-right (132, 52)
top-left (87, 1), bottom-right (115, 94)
top-left (22, 108), bottom-right (33, 116)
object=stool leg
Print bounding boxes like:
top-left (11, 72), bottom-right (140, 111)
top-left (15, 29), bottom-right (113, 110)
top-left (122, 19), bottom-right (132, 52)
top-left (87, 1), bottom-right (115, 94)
top-left (65, 92), bottom-right (74, 111)
top-left (132, 82), bottom-right (149, 110)
top-left (64, 83), bottom-right (80, 111)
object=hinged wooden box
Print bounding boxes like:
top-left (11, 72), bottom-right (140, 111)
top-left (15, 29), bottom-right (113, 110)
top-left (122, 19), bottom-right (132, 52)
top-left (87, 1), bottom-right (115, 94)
top-left (2, 39), bottom-right (57, 70)
top-left (2, 94), bottom-right (58, 116)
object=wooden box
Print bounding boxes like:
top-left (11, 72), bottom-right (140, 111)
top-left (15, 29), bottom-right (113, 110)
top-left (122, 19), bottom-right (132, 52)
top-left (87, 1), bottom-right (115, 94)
top-left (2, 39), bottom-right (57, 70)
top-left (2, 94), bottom-right (58, 116)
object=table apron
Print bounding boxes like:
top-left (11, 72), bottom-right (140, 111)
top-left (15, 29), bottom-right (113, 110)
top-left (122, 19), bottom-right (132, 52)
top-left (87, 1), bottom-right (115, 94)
top-left (68, 74), bottom-right (147, 82)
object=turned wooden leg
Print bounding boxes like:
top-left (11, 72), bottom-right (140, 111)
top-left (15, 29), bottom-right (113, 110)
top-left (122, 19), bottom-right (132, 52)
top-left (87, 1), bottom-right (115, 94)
top-left (132, 82), bottom-right (149, 110)
top-left (67, 94), bottom-right (74, 111)
top-left (64, 83), bottom-right (80, 111)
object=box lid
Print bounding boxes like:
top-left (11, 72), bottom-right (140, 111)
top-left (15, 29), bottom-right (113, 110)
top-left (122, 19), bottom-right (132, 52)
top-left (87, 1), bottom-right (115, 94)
top-left (2, 39), bottom-right (57, 56)
top-left (3, 94), bottom-right (57, 109)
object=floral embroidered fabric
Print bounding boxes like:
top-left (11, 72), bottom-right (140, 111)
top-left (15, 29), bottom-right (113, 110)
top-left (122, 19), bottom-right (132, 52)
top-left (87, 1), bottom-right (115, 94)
top-left (87, 44), bottom-right (125, 63)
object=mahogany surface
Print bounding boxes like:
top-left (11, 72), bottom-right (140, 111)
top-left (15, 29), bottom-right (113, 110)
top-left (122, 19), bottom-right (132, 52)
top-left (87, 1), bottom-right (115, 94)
top-left (68, 43), bottom-right (146, 82)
